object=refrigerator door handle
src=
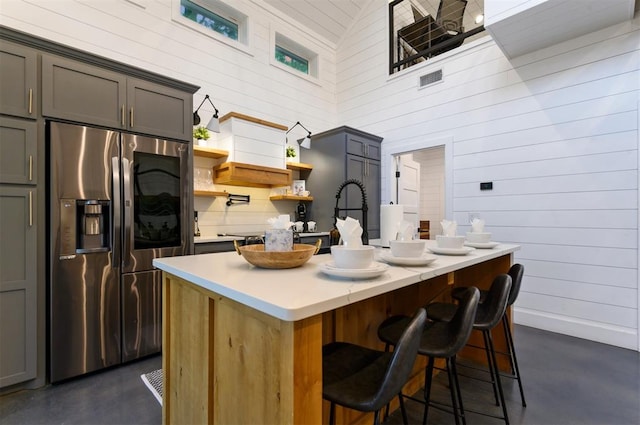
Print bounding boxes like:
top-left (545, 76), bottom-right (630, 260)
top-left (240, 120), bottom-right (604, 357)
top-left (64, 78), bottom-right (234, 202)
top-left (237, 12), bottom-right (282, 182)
top-left (112, 156), bottom-right (121, 268)
top-left (122, 157), bottom-right (132, 268)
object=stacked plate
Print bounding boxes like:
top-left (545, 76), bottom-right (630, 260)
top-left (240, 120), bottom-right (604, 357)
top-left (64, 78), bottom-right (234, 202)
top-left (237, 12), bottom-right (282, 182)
top-left (380, 252), bottom-right (437, 266)
top-left (464, 231), bottom-right (500, 249)
top-left (319, 261), bottom-right (389, 279)
top-left (428, 246), bottom-right (475, 255)
top-left (464, 241), bottom-right (500, 249)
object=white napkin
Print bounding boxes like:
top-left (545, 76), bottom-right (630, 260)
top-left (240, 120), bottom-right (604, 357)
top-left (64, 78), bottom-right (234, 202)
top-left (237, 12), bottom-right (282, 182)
top-left (336, 216), bottom-right (363, 247)
top-left (267, 214), bottom-right (294, 230)
top-left (471, 218), bottom-right (485, 233)
top-left (440, 220), bottom-right (457, 236)
top-left (396, 220), bottom-right (415, 241)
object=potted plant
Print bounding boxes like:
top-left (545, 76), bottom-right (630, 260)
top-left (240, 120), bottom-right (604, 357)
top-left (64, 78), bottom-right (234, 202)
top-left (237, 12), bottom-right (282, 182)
top-left (193, 126), bottom-right (210, 146)
top-left (286, 145), bottom-right (297, 162)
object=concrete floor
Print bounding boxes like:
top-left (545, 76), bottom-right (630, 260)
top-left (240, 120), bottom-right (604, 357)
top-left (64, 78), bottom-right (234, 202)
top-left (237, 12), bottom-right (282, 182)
top-left (1, 325), bottom-right (639, 424)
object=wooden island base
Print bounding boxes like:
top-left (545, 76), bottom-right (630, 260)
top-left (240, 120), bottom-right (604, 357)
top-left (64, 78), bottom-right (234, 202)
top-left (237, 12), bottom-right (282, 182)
top-left (162, 254), bottom-right (512, 425)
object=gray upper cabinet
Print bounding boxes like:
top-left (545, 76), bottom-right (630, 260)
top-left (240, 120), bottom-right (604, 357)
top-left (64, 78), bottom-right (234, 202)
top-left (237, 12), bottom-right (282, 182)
top-left (42, 55), bottom-right (191, 141)
top-left (346, 132), bottom-right (381, 161)
top-left (301, 126), bottom-right (383, 240)
top-left (0, 117), bottom-right (37, 185)
top-left (42, 55), bottom-right (126, 130)
top-left (0, 186), bottom-right (37, 388)
top-left (0, 41), bottom-right (38, 119)
top-left (126, 78), bottom-right (191, 141)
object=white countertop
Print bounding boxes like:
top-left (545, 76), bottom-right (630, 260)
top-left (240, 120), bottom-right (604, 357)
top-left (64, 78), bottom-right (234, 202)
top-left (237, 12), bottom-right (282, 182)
top-left (153, 240), bottom-right (519, 322)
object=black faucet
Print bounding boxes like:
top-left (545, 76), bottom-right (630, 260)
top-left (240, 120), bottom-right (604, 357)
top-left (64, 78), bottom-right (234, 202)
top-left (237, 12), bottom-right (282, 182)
top-left (332, 179), bottom-right (369, 245)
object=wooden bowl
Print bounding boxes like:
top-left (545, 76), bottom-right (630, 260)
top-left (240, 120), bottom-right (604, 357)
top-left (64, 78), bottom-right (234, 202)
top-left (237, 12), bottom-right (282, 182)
top-left (234, 240), bottom-right (321, 269)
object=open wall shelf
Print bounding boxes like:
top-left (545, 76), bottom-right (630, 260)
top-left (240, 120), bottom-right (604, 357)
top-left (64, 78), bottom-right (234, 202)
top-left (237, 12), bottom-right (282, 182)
top-left (193, 145), bottom-right (229, 159)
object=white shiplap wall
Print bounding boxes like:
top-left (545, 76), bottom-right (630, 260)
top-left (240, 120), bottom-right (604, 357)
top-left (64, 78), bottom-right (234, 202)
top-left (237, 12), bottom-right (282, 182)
top-left (335, 0), bottom-right (640, 349)
top-left (0, 0), bottom-right (340, 236)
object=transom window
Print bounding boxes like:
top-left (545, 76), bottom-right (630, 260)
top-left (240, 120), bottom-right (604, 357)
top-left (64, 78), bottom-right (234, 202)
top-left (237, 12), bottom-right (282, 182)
top-left (272, 32), bottom-right (318, 80)
top-left (173, 0), bottom-right (249, 49)
top-left (275, 45), bottom-right (309, 74)
top-left (180, 0), bottom-right (238, 40)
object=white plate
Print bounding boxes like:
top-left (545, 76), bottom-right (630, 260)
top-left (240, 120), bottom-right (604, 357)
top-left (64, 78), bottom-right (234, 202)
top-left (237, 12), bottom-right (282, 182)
top-left (380, 252), bottom-right (437, 266)
top-left (319, 262), bottom-right (389, 279)
top-left (464, 241), bottom-right (500, 249)
top-left (428, 246), bottom-right (475, 256)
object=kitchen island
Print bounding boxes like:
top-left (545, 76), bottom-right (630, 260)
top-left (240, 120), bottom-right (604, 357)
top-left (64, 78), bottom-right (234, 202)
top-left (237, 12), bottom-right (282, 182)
top-left (154, 241), bottom-right (519, 424)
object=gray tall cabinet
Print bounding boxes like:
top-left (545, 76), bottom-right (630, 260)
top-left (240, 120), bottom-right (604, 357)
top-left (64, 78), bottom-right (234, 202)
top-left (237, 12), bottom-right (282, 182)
top-left (0, 41), bottom-right (40, 390)
top-left (0, 26), bottom-right (197, 393)
top-left (301, 126), bottom-right (383, 240)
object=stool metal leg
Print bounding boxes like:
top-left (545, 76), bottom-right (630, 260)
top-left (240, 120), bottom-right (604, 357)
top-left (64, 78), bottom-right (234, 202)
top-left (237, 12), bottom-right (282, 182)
top-left (398, 392), bottom-right (409, 425)
top-left (422, 356), bottom-right (435, 425)
top-left (503, 314), bottom-right (526, 406)
top-left (482, 330), bottom-right (501, 406)
top-left (486, 330), bottom-right (510, 424)
top-left (382, 343), bottom-right (391, 421)
top-left (450, 356), bottom-right (466, 425)
top-left (445, 358), bottom-right (461, 425)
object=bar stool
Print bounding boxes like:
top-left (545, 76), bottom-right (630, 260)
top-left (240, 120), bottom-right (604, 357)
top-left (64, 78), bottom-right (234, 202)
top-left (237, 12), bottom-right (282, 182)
top-left (377, 287), bottom-right (480, 425)
top-left (449, 264), bottom-right (526, 406)
top-left (425, 274), bottom-right (512, 424)
top-left (322, 308), bottom-right (427, 425)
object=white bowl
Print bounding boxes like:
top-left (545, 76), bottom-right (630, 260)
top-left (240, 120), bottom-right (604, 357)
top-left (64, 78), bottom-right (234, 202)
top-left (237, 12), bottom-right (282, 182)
top-left (390, 240), bottom-right (426, 258)
top-left (331, 245), bottom-right (375, 269)
top-left (436, 235), bottom-right (465, 249)
top-left (466, 232), bottom-right (491, 243)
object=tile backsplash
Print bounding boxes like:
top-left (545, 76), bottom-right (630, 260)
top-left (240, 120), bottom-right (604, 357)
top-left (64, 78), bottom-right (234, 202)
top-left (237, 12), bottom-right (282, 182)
top-left (194, 184), bottom-right (303, 237)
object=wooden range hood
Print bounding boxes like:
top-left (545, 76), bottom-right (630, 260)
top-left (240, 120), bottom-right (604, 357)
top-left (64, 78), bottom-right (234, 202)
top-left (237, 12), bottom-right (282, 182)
top-left (212, 161), bottom-right (292, 188)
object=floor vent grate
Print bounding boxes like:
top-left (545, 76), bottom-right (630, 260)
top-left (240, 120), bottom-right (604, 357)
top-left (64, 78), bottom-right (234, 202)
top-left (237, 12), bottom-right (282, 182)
top-left (419, 69), bottom-right (443, 87)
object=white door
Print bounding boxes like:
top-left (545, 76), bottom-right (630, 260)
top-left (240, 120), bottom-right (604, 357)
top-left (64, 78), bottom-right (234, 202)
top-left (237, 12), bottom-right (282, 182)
top-left (395, 154), bottom-right (420, 235)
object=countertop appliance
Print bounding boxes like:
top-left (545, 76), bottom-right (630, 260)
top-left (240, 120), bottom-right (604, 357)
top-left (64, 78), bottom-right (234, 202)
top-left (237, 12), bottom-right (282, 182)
top-left (48, 122), bottom-right (189, 382)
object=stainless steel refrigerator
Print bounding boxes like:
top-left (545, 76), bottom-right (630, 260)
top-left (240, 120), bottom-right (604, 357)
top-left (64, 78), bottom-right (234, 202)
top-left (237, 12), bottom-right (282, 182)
top-left (48, 121), bottom-right (189, 382)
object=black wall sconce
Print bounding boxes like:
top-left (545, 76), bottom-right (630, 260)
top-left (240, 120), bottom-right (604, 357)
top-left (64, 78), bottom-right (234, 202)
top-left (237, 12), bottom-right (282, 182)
top-left (286, 121), bottom-right (312, 149)
top-left (193, 94), bottom-right (220, 133)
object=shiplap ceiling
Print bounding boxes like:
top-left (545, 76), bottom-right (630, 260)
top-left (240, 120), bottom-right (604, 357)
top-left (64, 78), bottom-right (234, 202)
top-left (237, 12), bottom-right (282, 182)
top-left (263, 0), bottom-right (373, 45)
top-left (264, 0), bottom-right (635, 54)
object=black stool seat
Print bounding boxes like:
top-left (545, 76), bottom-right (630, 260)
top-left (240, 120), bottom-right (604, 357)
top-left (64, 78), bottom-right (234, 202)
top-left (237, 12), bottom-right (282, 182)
top-left (377, 287), bottom-right (480, 425)
top-left (425, 274), bottom-right (513, 424)
top-left (323, 343), bottom-right (393, 411)
top-left (428, 275), bottom-right (511, 331)
top-left (323, 308), bottom-right (427, 425)
top-left (449, 264), bottom-right (527, 407)
top-left (378, 316), bottom-right (469, 359)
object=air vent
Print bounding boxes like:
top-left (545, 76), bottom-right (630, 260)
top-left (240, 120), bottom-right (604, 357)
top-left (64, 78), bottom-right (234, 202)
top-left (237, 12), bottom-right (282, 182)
top-left (419, 69), bottom-right (443, 88)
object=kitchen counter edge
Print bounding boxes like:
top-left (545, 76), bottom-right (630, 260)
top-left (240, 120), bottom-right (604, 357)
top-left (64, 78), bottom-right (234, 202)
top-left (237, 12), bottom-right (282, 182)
top-left (154, 242), bottom-right (520, 322)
